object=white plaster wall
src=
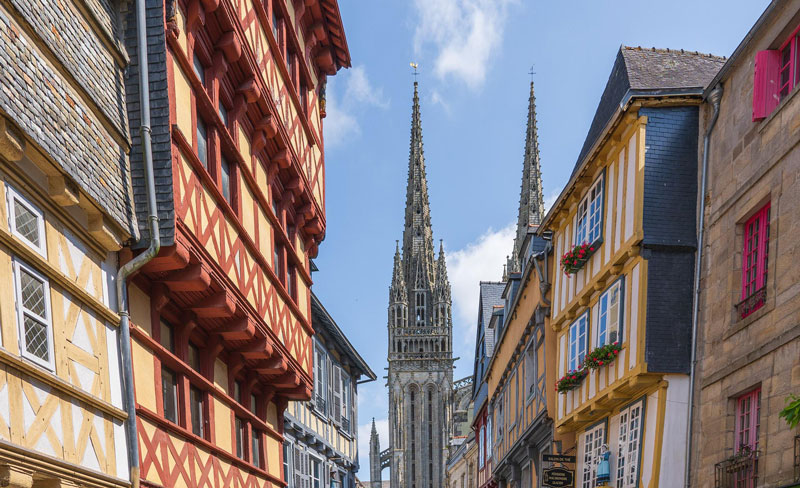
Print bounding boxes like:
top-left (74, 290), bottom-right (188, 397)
top-left (659, 375), bottom-right (689, 487)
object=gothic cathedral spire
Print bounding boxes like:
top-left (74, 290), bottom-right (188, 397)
top-left (402, 81), bottom-right (436, 291)
top-left (508, 81), bottom-right (545, 274)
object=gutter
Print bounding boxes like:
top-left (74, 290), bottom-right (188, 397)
top-left (116, 1), bottom-right (161, 486)
top-left (684, 84), bottom-right (723, 488)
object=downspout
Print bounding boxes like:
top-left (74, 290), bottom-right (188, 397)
top-left (117, 0), bottom-right (161, 486)
top-left (684, 83), bottom-right (722, 488)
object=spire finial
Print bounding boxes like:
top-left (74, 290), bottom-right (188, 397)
top-left (410, 62), bottom-right (419, 82)
top-left (528, 64), bottom-right (536, 82)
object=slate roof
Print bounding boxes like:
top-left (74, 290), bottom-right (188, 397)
top-left (311, 293), bottom-right (376, 381)
top-left (571, 46), bottom-right (725, 178)
top-left (479, 281), bottom-right (505, 334)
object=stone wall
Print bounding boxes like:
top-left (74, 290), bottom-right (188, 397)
top-left (692, 1), bottom-right (800, 485)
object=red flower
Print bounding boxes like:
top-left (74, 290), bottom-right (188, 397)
top-left (570, 375), bottom-right (576, 380)
top-left (599, 361), bottom-right (604, 365)
top-left (613, 350), bottom-right (619, 354)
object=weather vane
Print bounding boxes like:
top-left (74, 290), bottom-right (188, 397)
top-left (410, 62), bottom-right (419, 81)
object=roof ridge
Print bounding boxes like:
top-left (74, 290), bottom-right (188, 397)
top-left (621, 44), bottom-right (727, 61)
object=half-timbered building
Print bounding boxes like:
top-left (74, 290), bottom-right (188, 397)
top-left (120, 0), bottom-right (350, 486)
top-left (541, 47), bottom-right (723, 488)
top-left (689, 2), bottom-right (800, 486)
top-left (0, 0), bottom-right (137, 486)
top-left (283, 292), bottom-right (375, 488)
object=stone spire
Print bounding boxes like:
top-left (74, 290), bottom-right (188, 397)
top-left (370, 418), bottom-right (382, 488)
top-left (390, 241), bottom-right (408, 303)
top-left (435, 241), bottom-right (450, 300)
top-left (402, 81), bottom-right (436, 292)
top-left (508, 81), bottom-right (545, 273)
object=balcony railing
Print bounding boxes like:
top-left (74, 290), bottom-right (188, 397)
top-left (736, 287), bottom-right (766, 319)
top-left (794, 435), bottom-right (799, 482)
top-left (715, 449), bottom-right (759, 488)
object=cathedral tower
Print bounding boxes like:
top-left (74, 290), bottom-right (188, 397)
top-left (371, 81), bottom-right (454, 488)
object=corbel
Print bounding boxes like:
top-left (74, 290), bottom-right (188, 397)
top-left (282, 189), bottom-right (295, 207)
top-left (293, 0), bottom-right (306, 21)
top-left (0, 116), bottom-right (26, 161)
top-left (90, 212), bottom-right (123, 250)
top-left (256, 115), bottom-right (278, 139)
top-left (256, 356), bottom-right (288, 375)
top-left (186, 0), bottom-right (205, 32)
top-left (237, 77), bottom-right (261, 104)
top-left (267, 161), bottom-right (281, 183)
top-left (48, 174), bottom-right (80, 207)
top-left (216, 31), bottom-right (241, 63)
top-left (315, 47), bottom-right (335, 75)
top-left (287, 175), bottom-right (304, 196)
top-left (218, 317), bottom-right (256, 341)
top-left (304, 216), bottom-right (322, 235)
top-left (212, 50), bottom-right (229, 76)
top-left (0, 465), bottom-right (33, 488)
top-left (231, 94), bottom-right (248, 124)
top-left (151, 283), bottom-right (171, 312)
top-left (160, 262), bottom-right (212, 292)
top-left (627, 245), bottom-right (640, 259)
top-left (236, 335), bottom-right (273, 359)
top-left (309, 21), bottom-right (326, 43)
top-left (251, 132), bottom-right (268, 155)
top-left (191, 291), bottom-right (236, 318)
top-left (273, 147), bottom-right (291, 169)
top-left (228, 352), bottom-right (245, 379)
top-left (271, 370), bottom-right (300, 388)
top-left (200, 0), bottom-right (220, 12)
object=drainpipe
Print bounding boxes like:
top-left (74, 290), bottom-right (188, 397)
top-left (116, 1), bottom-right (161, 486)
top-left (684, 83), bottom-right (723, 488)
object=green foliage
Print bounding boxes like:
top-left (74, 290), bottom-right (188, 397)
top-left (779, 394), bottom-right (800, 428)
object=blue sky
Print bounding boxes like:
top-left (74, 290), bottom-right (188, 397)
top-left (312, 0), bottom-right (770, 479)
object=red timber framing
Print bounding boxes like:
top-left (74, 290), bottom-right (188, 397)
top-left (125, 0), bottom-right (350, 485)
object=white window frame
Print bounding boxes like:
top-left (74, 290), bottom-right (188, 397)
top-left (524, 342), bottom-right (536, 400)
top-left (596, 277), bottom-right (624, 347)
top-left (13, 258), bottom-right (55, 370)
top-left (309, 453), bottom-right (323, 488)
top-left (6, 184), bottom-right (47, 257)
top-left (580, 422), bottom-right (606, 488)
top-left (486, 415), bottom-right (492, 462)
top-left (575, 174), bottom-right (604, 246)
top-left (478, 424), bottom-right (485, 468)
top-left (314, 346), bottom-right (327, 415)
top-left (568, 311), bottom-right (589, 371)
top-left (341, 374), bottom-right (351, 433)
top-left (616, 399), bottom-right (644, 488)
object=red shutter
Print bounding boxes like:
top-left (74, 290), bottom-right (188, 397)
top-left (752, 50), bottom-right (781, 120)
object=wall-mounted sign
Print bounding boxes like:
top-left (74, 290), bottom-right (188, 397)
top-left (542, 467), bottom-right (574, 488)
top-left (542, 454), bottom-right (576, 464)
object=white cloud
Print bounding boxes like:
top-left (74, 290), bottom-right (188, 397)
top-left (447, 223), bottom-right (515, 344)
top-left (544, 189), bottom-right (561, 214)
top-left (323, 65), bottom-right (388, 147)
top-left (412, 0), bottom-right (515, 90)
top-left (358, 417), bottom-right (389, 481)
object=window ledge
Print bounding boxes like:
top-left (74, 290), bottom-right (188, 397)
top-left (758, 83), bottom-right (800, 132)
top-left (724, 297), bottom-right (774, 341)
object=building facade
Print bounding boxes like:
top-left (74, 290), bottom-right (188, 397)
top-left (690, 1), bottom-right (800, 486)
top-left (541, 47), bottom-right (723, 488)
top-left (370, 82), bottom-right (454, 488)
top-left (0, 0), bottom-right (136, 485)
top-left (284, 293), bottom-right (375, 488)
top-left (121, 0), bottom-right (350, 486)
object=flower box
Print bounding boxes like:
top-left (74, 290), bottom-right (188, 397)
top-left (561, 242), bottom-right (599, 276)
top-left (583, 343), bottom-right (620, 370)
top-left (556, 368), bottom-right (588, 393)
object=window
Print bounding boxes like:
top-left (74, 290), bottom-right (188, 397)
top-left (188, 342), bottom-right (200, 371)
top-left (332, 365), bottom-right (342, 425)
top-left (314, 347), bottom-right (327, 413)
top-left (193, 53), bottom-right (205, 85)
top-left (740, 203), bottom-right (770, 317)
top-left (197, 118), bottom-right (208, 169)
top-left (597, 278), bottom-right (623, 346)
top-left (190, 386), bottom-right (205, 437)
top-left (220, 156), bottom-right (232, 204)
top-left (275, 244), bottom-right (285, 283)
top-left (271, 11), bottom-right (280, 46)
top-left (13, 260), bottom-right (54, 368)
top-left (286, 51), bottom-right (295, 85)
top-left (287, 264), bottom-right (297, 301)
top-left (753, 25), bottom-right (800, 119)
top-left (478, 425), bottom-right (485, 468)
top-left (251, 429), bottom-right (262, 468)
top-left (736, 389), bottom-right (761, 452)
top-left (580, 423), bottom-right (605, 488)
top-left (234, 380), bottom-right (243, 404)
top-left (235, 417), bottom-right (245, 459)
top-left (486, 416), bottom-right (492, 462)
top-left (219, 101), bottom-right (229, 127)
top-left (310, 456), bottom-right (322, 488)
top-left (162, 367), bottom-right (178, 423)
top-left (6, 185), bottom-right (46, 257)
top-left (524, 343), bottom-right (536, 399)
top-left (283, 441), bottom-right (291, 483)
top-left (341, 375), bottom-right (351, 432)
top-left (576, 175), bottom-right (604, 246)
top-left (250, 393), bottom-right (258, 415)
top-left (415, 291), bottom-right (426, 325)
top-left (568, 312), bottom-right (588, 371)
top-left (293, 445), bottom-right (308, 488)
top-left (160, 320), bottom-right (174, 353)
top-left (496, 397), bottom-right (504, 443)
top-left (616, 400), bottom-right (644, 488)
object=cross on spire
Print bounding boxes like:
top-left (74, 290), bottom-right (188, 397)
top-left (529, 65), bottom-right (536, 82)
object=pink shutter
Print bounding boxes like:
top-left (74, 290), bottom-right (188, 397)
top-left (752, 50), bottom-right (781, 120)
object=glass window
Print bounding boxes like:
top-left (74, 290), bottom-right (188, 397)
top-left (310, 456), bottom-right (322, 488)
top-left (272, 11), bottom-right (280, 45)
top-left (287, 264), bottom-right (296, 300)
top-left (283, 441), bottom-right (291, 483)
top-left (235, 417), bottom-right (245, 459)
top-left (251, 429), bottom-right (262, 468)
top-left (197, 118), bottom-right (208, 170)
top-left (597, 278), bottom-right (623, 347)
top-left (234, 380), bottom-right (242, 404)
top-left (13, 260), bottom-right (53, 368)
top-left (736, 389), bottom-right (761, 452)
top-left (478, 425), bottom-right (485, 468)
top-left (162, 367), bottom-right (178, 423)
top-left (160, 320), bottom-right (174, 353)
top-left (250, 393), bottom-right (258, 414)
top-left (616, 400), bottom-right (644, 488)
top-left (580, 422), bottom-right (606, 488)
top-left (275, 245), bottom-right (285, 283)
top-left (190, 386), bottom-right (204, 437)
top-left (188, 342), bottom-right (200, 371)
top-left (575, 175), bottom-right (604, 246)
top-left (741, 203), bottom-right (770, 317)
top-left (524, 343), bottom-right (536, 399)
top-left (219, 102), bottom-right (228, 127)
top-left (341, 375), bottom-right (351, 432)
top-left (6, 186), bottom-right (47, 257)
top-left (193, 53), bottom-right (205, 85)
top-left (314, 347), bottom-right (327, 414)
top-left (568, 312), bottom-right (588, 371)
top-left (221, 156), bottom-right (232, 204)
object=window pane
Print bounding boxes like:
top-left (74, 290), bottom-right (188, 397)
top-left (219, 102), bottom-right (228, 127)
top-left (197, 119), bottom-right (208, 169)
top-left (20, 268), bottom-right (46, 318)
top-left (190, 386), bottom-right (204, 437)
top-left (221, 156), bottom-right (231, 203)
top-left (235, 417), bottom-right (245, 459)
top-left (24, 316), bottom-right (50, 361)
top-left (193, 53), bottom-right (205, 84)
top-left (251, 393), bottom-right (258, 414)
top-left (188, 342), bottom-right (200, 371)
top-left (162, 367), bottom-right (178, 423)
top-left (13, 198), bottom-right (41, 247)
top-left (235, 381), bottom-right (242, 404)
top-left (251, 430), bottom-right (261, 468)
top-left (160, 320), bottom-right (174, 353)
